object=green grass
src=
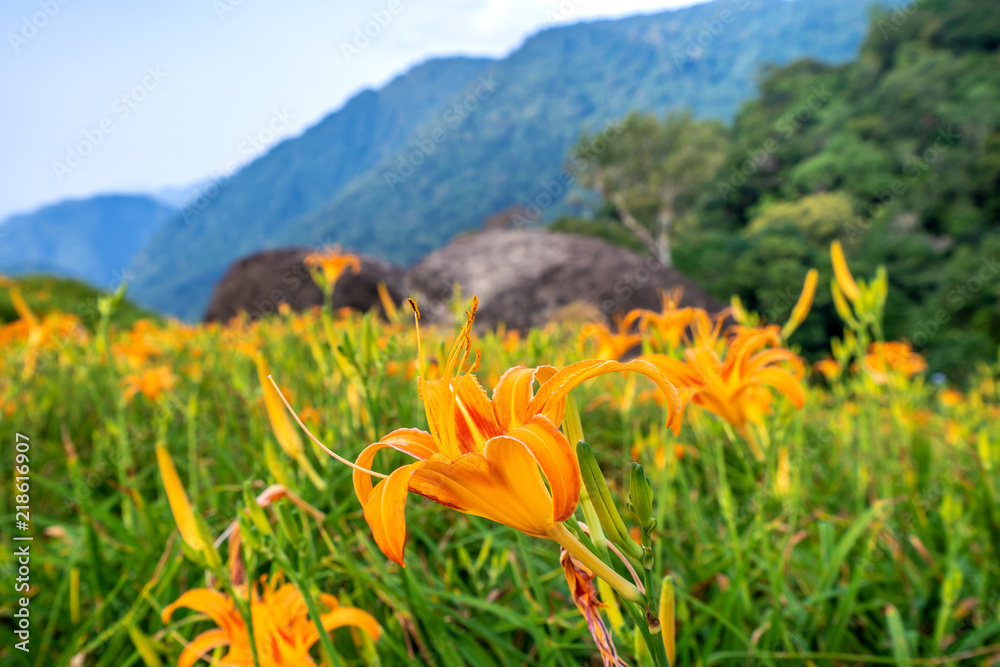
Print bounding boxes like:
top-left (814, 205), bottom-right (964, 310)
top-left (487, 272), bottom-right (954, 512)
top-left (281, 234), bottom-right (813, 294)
top-left (1, 296), bottom-right (998, 666)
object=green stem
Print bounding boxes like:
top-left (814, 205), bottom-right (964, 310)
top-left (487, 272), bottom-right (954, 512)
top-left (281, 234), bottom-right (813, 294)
top-left (622, 598), bottom-right (668, 667)
top-left (548, 523), bottom-right (643, 603)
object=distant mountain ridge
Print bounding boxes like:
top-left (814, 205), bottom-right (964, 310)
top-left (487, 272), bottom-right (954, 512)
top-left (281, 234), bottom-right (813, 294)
top-left (0, 195), bottom-right (175, 289)
top-left (119, 0), bottom-right (906, 319)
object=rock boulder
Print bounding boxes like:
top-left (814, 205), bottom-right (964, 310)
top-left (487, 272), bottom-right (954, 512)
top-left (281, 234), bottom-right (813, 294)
top-left (202, 247), bottom-right (407, 323)
top-left (408, 230), bottom-right (719, 330)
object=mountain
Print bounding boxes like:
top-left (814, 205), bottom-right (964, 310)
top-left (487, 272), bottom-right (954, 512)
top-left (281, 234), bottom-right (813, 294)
top-left (130, 57), bottom-right (492, 319)
top-left (148, 179), bottom-right (216, 209)
top-left (130, 0), bottom-right (907, 320)
top-left (0, 195), bottom-right (175, 290)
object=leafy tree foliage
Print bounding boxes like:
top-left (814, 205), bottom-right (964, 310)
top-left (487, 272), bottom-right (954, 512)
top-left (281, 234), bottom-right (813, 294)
top-left (568, 0), bottom-right (1000, 378)
top-left (570, 112), bottom-right (728, 266)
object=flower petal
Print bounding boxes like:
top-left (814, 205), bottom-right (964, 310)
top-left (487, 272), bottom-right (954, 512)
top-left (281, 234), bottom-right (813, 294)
top-left (491, 365), bottom-right (556, 431)
top-left (452, 374), bottom-right (503, 451)
top-left (500, 415), bottom-right (580, 522)
top-left (753, 367), bottom-right (806, 409)
top-left (353, 429), bottom-right (435, 508)
top-left (162, 589), bottom-right (240, 635)
top-left (363, 464), bottom-right (419, 566)
top-left (527, 359), bottom-right (680, 428)
top-left (175, 629), bottom-right (231, 667)
top-left (300, 607), bottom-right (382, 649)
top-left (409, 450), bottom-right (554, 537)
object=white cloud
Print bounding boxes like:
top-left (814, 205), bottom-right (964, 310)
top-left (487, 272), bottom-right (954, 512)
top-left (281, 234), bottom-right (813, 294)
top-left (0, 0), bottom-right (704, 219)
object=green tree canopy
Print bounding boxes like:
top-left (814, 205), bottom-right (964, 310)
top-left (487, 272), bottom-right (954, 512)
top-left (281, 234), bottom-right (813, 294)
top-left (570, 111), bottom-right (729, 266)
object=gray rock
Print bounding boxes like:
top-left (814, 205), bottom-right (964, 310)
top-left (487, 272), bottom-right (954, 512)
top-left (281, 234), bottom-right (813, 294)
top-left (202, 247), bottom-right (407, 323)
top-left (408, 229), bottom-right (719, 330)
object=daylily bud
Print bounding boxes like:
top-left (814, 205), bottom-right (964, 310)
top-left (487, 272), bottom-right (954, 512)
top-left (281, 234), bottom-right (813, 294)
top-left (577, 441), bottom-right (644, 561)
top-left (830, 281), bottom-right (859, 329)
top-left (781, 268), bottom-right (818, 340)
top-left (156, 444), bottom-right (222, 570)
top-left (729, 295), bottom-right (750, 325)
top-left (628, 462), bottom-right (654, 532)
top-left (97, 282), bottom-right (128, 318)
top-left (256, 356), bottom-right (326, 490)
top-left (830, 240), bottom-right (860, 303)
top-left (658, 575), bottom-right (676, 666)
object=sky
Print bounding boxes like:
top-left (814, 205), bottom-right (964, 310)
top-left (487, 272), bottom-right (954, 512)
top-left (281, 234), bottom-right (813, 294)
top-left (0, 0), bottom-right (704, 220)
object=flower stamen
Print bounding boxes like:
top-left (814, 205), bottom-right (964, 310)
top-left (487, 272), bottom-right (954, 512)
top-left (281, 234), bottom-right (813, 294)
top-left (267, 375), bottom-right (388, 479)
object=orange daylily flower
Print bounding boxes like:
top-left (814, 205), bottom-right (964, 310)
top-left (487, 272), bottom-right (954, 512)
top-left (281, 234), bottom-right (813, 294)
top-left (502, 329), bottom-right (521, 353)
top-left (579, 317), bottom-right (642, 361)
top-left (0, 394), bottom-right (16, 418)
top-left (162, 573), bottom-right (380, 667)
top-left (641, 327), bottom-right (805, 460)
top-left (344, 298), bottom-right (680, 567)
top-left (939, 389), bottom-right (964, 407)
top-left (687, 307), bottom-right (729, 355)
top-left (122, 365), bottom-right (177, 402)
top-left (303, 246), bottom-right (361, 295)
top-left (297, 405), bottom-right (322, 428)
top-left (113, 318), bottom-right (164, 368)
top-left (813, 357), bottom-right (841, 381)
top-left (626, 288), bottom-right (698, 350)
top-left (0, 285), bottom-right (86, 378)
top-left (862, 341), bottom-right (927, 383)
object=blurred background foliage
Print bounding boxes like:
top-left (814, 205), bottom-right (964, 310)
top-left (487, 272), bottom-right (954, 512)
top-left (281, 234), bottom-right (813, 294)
top-left (557, 0), bottom-right (1000, 379)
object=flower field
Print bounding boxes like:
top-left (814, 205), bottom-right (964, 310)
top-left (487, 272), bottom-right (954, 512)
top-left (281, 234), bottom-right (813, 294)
top-left (1, 247), bottom-right (999, 666)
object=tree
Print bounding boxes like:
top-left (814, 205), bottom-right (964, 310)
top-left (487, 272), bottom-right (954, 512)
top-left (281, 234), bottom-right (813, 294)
top-left (747, 192), bottom-right (855, 243)
top-left (570, 111), bottom-right (728, 266)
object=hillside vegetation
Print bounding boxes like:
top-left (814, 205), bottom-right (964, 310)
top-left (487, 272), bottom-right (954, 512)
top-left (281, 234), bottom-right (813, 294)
top-left (560, 0), bottom-right (1000, 377)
